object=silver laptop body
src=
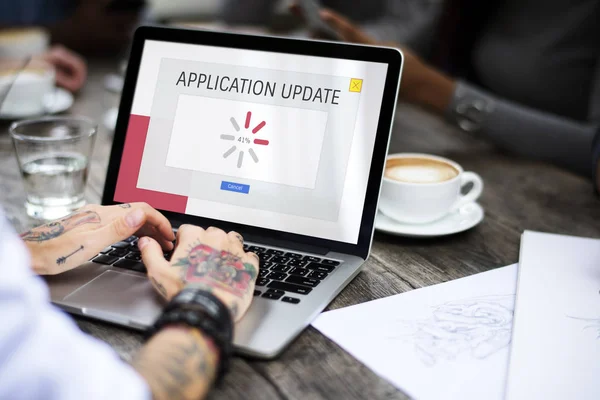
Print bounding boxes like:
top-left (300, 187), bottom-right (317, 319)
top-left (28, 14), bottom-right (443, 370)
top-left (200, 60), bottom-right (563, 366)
top-left (46, 26), bottom-right (403, 359)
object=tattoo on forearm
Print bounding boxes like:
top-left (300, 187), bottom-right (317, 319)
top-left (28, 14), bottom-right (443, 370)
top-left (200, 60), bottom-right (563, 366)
top-left (20, 211), bottom-right (101, 242)
top-left (173, 243), bottom-right (257, 298)
top-left (119, 203), bottom-right (132, 209)
top-left (56, 245), bottom-right (84, 265)
top-left (132, 329), bottom-right (217, 400)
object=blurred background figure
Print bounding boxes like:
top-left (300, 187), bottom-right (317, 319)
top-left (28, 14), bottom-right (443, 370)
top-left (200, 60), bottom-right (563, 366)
top-left (0, 0), bottom-right (144, 54)
top-left (1, 0), bottom-right (597, 177)
top-left (150, 0), bottom-right (223, 22)
top-left (221, 0), bottom-right (441, 54)
top-left (294, 0), bottom-right (600, 176)
top-left (0, 28), bottom-right (87, 94)
top-left (41, 45), bottom-right (87, 92)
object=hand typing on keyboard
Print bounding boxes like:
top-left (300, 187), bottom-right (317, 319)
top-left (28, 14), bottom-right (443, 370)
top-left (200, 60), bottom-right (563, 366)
top-left (20, 203), bottom-right (175, 275)
top-left (138, 225), bottom-right (259, 322)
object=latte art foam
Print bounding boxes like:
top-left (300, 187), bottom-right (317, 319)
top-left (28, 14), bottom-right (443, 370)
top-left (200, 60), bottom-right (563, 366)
top-left (385, 157), bottom-right (458, 183)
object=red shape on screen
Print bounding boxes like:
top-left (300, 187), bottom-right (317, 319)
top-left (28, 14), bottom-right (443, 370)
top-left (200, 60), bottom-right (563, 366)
top-left (114, 114), bottom-right (188, 214)
top-left (252, 121), bottom-right (266, 134)
top-left (245, 111), bottom-right (252, 129)
top-left (254, 139), bottom-right (269, 146)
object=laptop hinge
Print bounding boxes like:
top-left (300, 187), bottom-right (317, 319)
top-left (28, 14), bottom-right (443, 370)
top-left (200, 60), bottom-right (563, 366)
top-left (245, 234), bottom-right (330, 255)
top-left (170, 220), bottom-right (331, 255)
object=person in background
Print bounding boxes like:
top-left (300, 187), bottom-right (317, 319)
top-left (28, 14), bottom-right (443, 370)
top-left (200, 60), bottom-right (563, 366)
top-left (0, 202), bottom-right (259, 400)
top-left (292, 0), bottom-right (599, 177)
top-left (221, 0), bottom-right (441, 55)
top-left (0, 29), bottom-right (87, 93)
top-left (41, 44), bottom-right (87, 92)
top-left (0, 0), bottom-right (143, 54)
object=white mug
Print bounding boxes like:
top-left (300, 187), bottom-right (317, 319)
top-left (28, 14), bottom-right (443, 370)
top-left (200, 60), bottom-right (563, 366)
top-left (0, 28), bottom-right (49, 58)
top-left (0, 59), bottom-right (55, 116)
top-left (379, 153), bottom-right (483, 224)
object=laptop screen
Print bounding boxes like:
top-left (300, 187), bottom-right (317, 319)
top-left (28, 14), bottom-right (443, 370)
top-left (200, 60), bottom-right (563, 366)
top-left (113, 39), bottom-right (390, 245)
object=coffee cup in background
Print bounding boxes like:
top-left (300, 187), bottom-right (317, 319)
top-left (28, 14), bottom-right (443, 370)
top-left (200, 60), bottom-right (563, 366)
top-left (0, 28), bottom-right (53, 116)
top-left (0, 59), bottom-right (55, 116)
top-left (0, 28), bottom-right (49, 58)
top-left (379, 153), bottom-right (483, 224)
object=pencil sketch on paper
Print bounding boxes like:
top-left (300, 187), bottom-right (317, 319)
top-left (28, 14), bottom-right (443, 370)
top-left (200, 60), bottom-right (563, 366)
top-left (567, 315), bottom-right (600, 339)
top-left (390, 295), bottom-right (515, 367)
top-left (567, 290), bottom-right (600, 339)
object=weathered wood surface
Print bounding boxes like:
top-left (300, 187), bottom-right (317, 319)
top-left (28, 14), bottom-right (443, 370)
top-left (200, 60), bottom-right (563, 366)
top-left (1, 59), bottom-right (598, 400)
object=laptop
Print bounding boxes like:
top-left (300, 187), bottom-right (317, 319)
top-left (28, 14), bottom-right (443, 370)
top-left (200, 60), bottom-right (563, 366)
top-left (45, 26), bottom-right (403, 358)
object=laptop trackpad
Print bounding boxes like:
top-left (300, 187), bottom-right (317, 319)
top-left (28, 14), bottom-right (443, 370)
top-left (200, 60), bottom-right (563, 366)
top-left (64, 270), bottom-right (164, 326)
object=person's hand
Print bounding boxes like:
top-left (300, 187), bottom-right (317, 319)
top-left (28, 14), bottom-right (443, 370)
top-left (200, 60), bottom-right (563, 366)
top-left (20, 203), bottom-right (174, 275)
top-left (139, 225), bottom-right (259, 322)
top-left (41, 45), bottom-right (87, 92)
top-left (290, 3), bottom-right (378, 44)
top-left (48, 0), bottom-right (142, 54)
top-left (300, 7), bottom-right (456, 113)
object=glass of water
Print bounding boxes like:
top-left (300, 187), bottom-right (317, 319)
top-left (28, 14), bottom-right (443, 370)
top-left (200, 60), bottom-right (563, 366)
top-left (10, 116), bottom-right (97, 220)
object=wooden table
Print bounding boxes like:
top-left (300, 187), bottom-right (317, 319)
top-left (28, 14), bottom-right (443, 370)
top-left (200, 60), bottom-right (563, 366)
top-left (1, 60), bottom-right (599, 399)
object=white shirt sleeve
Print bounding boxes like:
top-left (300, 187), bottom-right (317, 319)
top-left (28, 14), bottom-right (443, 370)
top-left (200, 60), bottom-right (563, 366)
top-left (0, 213), bottom-right (151, 400)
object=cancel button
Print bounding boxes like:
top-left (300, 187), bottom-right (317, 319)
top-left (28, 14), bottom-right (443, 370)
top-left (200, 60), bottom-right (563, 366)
top-left (220, 181), bottom-right (250, 194)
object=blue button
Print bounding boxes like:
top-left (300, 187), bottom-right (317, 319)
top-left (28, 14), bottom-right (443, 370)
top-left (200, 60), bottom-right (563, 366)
top-left (220, 181), bottom-right (250, 194)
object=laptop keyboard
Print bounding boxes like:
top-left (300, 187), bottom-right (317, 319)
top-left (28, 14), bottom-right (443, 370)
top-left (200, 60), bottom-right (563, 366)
top-left (245, 244), bottom-right (341, 304)
top-left (91, 236), bottom-right (164, 274)
top-left (91, 237), bottom-right (342, 306)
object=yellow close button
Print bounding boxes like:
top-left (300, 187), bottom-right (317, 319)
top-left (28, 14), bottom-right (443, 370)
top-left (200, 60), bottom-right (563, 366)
top-left (349, 78), bottom-right (363, 93)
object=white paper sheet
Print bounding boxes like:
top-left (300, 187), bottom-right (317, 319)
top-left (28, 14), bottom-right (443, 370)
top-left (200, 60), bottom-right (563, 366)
top-left (312, 265), bottom-right (518, 400)
top-left (506, 232), bottom-right (600, 400)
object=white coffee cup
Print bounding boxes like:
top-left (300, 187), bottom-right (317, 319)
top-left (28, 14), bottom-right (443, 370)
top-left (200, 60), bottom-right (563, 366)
top-left (0, 59), bottom-right (55, 116)
top-left (0, 28), bottom-right (49, 58)
top-left (379, 153), bottom-right (483, 224)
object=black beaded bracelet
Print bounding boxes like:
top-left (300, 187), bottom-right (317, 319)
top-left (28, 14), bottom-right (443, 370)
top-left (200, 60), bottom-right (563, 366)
top-left (145, 288), bottom-right (234, 384)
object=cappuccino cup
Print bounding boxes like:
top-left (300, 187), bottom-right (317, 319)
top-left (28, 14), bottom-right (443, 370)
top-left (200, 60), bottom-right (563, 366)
top-left (379, 153), bottom-right (483, 224)
top-left (0, 28), bottom-right (49, 58)
top-left (0, 59), bottom-right (55, 116)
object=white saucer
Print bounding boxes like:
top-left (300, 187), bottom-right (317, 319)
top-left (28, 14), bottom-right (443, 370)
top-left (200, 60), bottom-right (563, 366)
top-left (103, 107), bottom-right (118, 132)
top-left (0, 87), bottom-right (74, 120)
top-left (375, 202), bottom-right (484, 238)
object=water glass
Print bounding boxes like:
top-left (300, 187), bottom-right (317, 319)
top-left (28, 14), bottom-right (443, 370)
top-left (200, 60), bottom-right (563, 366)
top-left (10, 116), bottom-right (97, 220)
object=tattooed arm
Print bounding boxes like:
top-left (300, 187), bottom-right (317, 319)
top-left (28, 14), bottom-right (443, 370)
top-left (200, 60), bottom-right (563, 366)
top-left (20, 203), bottom-right (175, 275)
top-left (131, 326), bottom-right (219, 400)
top-left (139, 224), bottom-right (259, 321)
top-left (132, 225), bottom-right (259, 399)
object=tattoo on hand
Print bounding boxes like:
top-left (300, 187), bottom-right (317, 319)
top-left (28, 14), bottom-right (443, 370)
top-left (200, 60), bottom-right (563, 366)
top-left (20, 211), bottom-right (101, 242)
top-left (151, 276), bottom-right (169, 299)
top-left (173, 243), bottom-right (257, 298)
top-left (119, 203), bottom-right (132, 209)
top-left (56, 245), bottom-right (84, 265)
top-left (234, 234), bottom-right (243, 245)
top-left (229, 303), bottom-right (239, 319)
